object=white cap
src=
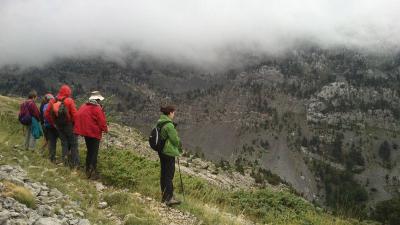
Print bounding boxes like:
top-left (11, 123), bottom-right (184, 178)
top-left (89, 91), bottom-right (105, 101)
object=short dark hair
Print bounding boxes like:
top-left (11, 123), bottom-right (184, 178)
top-left (28, 90), bottom-right (37, 99)
top-left (160, 105), bottom-right (176, 115)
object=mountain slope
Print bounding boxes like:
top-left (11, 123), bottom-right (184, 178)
top-left (0, 95), bottom-right (366, 225)
top-left (1, 49), bottom-right (399, 214)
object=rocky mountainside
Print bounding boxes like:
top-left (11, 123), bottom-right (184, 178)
top-left (1, 47), bottom-right (399, 218)
top-left (0, 94), bottom-right (365, 225)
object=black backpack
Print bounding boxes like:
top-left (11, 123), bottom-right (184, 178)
top-left (51, 98), bottom-right (69, 127)
top-left (149, 121), bottom-right (171, 152)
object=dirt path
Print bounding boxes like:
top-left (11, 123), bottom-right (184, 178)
top-left (91, 181), bottom-right (200, 225)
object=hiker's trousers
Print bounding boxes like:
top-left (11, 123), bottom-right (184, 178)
top-left (57, 124), bottom-right (79, 168)
top-left (158, 152), bottom-right (175, 202)
top-left (84, 136), bottom-right (100, 171)
top-left (45, 127), bottom-right (59, 162)
top-left (24, 125), bottom-right (36, 150)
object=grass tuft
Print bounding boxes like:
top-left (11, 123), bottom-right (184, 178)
top-left (2, 181), bottom-right (36, 209)
top-left (124, 214), bottom-right (154, 225)
top-left (103, 191), bottom-right (130, 207)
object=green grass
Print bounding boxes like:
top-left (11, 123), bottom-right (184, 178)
top-left (0, 95), bottom-right (369, 225)
top-left (102, 190), bottom-right (160, 225)
top-left (96, 147), bottom-right (367, 224)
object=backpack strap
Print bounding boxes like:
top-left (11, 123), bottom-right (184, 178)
top-left (55, 97), bottom-right (67, 103)
top-left (157, 121), bottom-right (173, 143)
top-left (51, 97), bottom-right (66, 119)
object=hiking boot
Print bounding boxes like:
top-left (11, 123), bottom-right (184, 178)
top-left (165, 198), bottom-right (181, 206)
top-left (62, 157), bottom-right (69, 167)
top-left (85, 170), bottom-right (91, 178)
top-left (89, 170), bottom-right (100, 180)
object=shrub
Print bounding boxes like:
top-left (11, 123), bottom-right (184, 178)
top-left (217, 159), bottom-right (231, 171)
top-left (379, 140), bottom-right (391, 162)
top-left (345, 149), bottom-right (365, 170)
top-left (301, 137), bottom-right (309, 147)
top-left (260, 140), bottom-right (270, 149)
top-left (331, 133), bottom-right (344, 161)
top-left (234, 158), bottom-right (245, 175)
top-left (311, 162), bottom-right (368, 218)
top-left (250, 168), bottom-right (283, 186)
top-left (98, 150), bottom-right (159, 189)
top-left (373, 198), bottom-right (400, 225)
top-left (228, 189), bottom-right (312, 222)
top-left (250, 169), bottom-right (264, 184)
top-left (261, 168), bottom-right (282, 186)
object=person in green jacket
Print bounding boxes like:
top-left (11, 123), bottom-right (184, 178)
top-left (157, 105), bottom-right (182, 206)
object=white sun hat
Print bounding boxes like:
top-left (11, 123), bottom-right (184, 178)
top-left (89, 91), bottom-right (105, 101)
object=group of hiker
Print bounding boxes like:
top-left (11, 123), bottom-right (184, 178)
top-left (19, 85), bottom-right (183, 206)
top-left (19, 85), bottom-right (108, 179)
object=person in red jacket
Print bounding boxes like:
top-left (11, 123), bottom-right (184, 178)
top-left (74, 91), bottom-right (108, 179)
top-left (45, 85), bottom-right (79, 169)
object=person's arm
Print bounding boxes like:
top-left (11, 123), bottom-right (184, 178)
top-left (165, 124), bottom-right (181, 149)
top-left (96, 107), bottom-right (108, 133)
top-left (30, 102), bottom-right (40, 120)
top-left (67, 98), bottom-right (78, 123)
top-left (44, 101), bottom-right (55, 127)
top-left (39, 104), bottom-right (44, 122)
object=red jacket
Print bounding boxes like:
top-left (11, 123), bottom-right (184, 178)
top-left (45, 85), bottom-right (77, 126)
top-left (74, 103), bottom-right (108, 140)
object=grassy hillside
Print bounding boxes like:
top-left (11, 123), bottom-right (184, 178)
top-left (0, 95), bottom-right (374, 225)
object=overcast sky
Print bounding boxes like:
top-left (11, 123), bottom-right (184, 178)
top-left (1, 0), bottom-right (399, 68)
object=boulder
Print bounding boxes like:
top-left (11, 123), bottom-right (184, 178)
top-left (77, 219), bottom-right (91, 225)
top-left (192, 158), bottom-right (209, 170)
top-left (34, 218), bottom-right (62, 225)
top-left (37, 205), bottom-right (52, 217)
top-left (0, 210), bottom-right (10, 224)
top-left (98, 202), bottom-right (108, 209)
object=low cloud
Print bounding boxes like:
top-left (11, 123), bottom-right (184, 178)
top-left (1, 0), bottom-right (399, 69)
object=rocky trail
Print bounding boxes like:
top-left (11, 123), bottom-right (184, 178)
top-left (92, 182), bottom-right (199, 225)
top-left (0, 164), bottom-right (90, 225)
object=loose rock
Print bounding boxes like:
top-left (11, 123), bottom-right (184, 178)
top-left (0, 165), bottom-right (91, 225)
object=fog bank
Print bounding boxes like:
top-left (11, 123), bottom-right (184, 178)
top-left (1, 0), bottom-right (399, 68)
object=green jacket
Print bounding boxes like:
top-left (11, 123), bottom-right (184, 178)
top-left (157, 115), bottom-right (182, 157)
